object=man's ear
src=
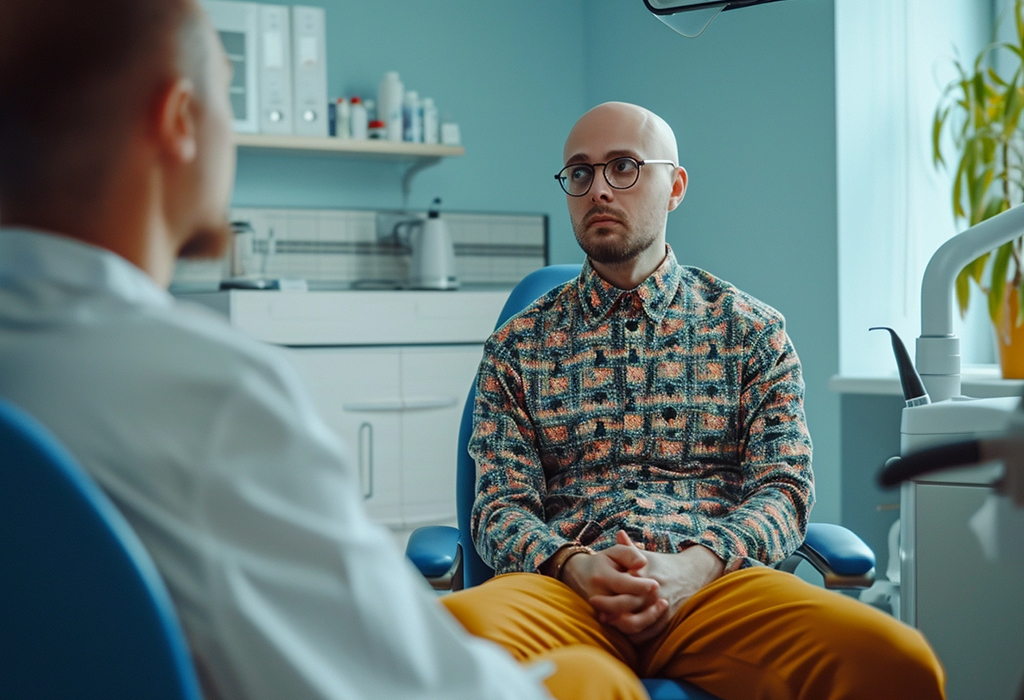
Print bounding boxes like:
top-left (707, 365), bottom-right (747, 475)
top-left (154, 77), bottom-right (198, 164)
top-left (667, 166), bottom-right (688, 212)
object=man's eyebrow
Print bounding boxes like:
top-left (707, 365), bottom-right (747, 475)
top-left (564, 148), bottom-right (643, 165)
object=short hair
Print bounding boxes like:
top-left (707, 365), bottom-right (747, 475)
top-left (0, 0), bottom-right (199, 212)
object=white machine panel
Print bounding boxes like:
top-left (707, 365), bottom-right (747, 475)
top-left (204, 0), bottom-right (259, 134)
top-left (257, 4), bottom-right (293, 135)
top-left (291, 5), bottom-right (328, 138)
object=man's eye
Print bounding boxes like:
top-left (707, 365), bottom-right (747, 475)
top-left (612, 159), bottom-right (636, 173)
top-left (570, 167), bottom-right (591, 181)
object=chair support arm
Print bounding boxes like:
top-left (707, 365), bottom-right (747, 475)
top-left (406, 525), bottom-right (464, 591)
top-left (776, 523), bottom-right (876, 590)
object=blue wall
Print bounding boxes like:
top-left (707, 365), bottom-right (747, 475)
top-left (233, 0), bottom-right (843, 525)
top-left (581, 0), bottom-right (842, 524)
top-left (233, 0), bottom-right (587, 250)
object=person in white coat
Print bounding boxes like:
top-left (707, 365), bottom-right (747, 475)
top-left (0, 1), bottom-right (645, 699)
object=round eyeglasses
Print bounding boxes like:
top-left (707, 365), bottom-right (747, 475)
top-left (554, 156), bottom-right (677, 197)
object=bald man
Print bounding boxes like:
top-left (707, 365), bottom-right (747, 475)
top-left (441, 103), bottom-right (946, 699)
top-left (0, 4), bottom-right (650, 700)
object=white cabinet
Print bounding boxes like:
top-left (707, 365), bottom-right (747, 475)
top-left (178, 289), bottom-right (507, 546)
top-left (287, 345), bottom-right (483, 532)
top-left (287, 347), bottom-right (404, 526)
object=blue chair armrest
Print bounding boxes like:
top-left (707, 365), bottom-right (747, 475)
top-left (406, 525), bottom-right (462, 590)
top-left (780, 523), bottom-right (875, 589)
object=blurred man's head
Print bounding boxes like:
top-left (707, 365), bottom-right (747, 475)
top-left (0, 0), bottom-right (235, 284)
top-left (561, 102), bottom-right (687, 288)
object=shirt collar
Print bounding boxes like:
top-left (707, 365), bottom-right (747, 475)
top-left (576, 245), bottom-right (682, 327)
top-left (0, 227), bottom-right (173, 309)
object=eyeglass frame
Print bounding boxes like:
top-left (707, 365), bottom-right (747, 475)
top-left (553, 156), bottom-right (678, 197)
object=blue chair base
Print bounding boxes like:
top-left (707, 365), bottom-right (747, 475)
top-left (644, 679), bottom-right (721, 700)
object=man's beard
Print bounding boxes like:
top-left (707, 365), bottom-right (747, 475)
top-left (178, 218), bottom-right (233, 260)
top-left (572, 206), bottom-right (658, 265)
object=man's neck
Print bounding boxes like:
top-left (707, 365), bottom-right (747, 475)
top-left (589, 244), bottom-right (668, 291)
top-left (1, 169), bottom-right (180, 288)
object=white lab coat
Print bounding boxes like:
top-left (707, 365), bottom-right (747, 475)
top-left (0, 228), bottom-right (549, 700)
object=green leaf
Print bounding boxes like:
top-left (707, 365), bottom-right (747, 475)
top-left (956, 266), bottom-right (972, 318)
top-left (953, 152), bottom-right (967, 220)
top-left (989, 67), bottom-right (1009, 87)
top-left (989, 241), bottom-right (1014, 325)
top-left (971, 252), bottom-right (991, 285)
top-left (933, 107), bottom-right (949, 168)
top-left (981, 196), bottom-right (1009, 222)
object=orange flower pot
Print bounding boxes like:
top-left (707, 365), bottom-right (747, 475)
top-left (996, 287), bottom-right (1024, 379)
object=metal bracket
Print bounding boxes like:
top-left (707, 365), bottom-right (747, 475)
top-left (401, 156), bottom-right (442, 206)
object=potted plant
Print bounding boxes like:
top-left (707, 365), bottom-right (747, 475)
top-left (933, 0), bottom-right (1024, 377)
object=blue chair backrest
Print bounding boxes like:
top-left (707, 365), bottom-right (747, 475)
top-left (457, 264), bottom-right (582, 588)
top-left (0, 399), bottom-right (203, 700)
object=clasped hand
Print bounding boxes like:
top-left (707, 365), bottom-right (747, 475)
top-left (560, 531), bottom-right (725, 645)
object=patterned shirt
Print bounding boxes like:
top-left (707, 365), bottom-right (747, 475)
top-left (469, 246), bottom-right (814, 575)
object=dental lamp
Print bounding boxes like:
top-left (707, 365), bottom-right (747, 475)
top-left (643, 0), bottom-right (789, 37)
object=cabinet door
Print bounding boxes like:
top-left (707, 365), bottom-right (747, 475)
top-left (399, 345), bottom-right (484, 527)
top-left (286, 348), bottom-right (403, 528)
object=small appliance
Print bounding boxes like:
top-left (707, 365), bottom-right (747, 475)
top-left (405, 198), bottom-right (459, 291)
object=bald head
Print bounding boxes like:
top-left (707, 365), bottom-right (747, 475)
top-left (564, 102), bottom-right (679, 166)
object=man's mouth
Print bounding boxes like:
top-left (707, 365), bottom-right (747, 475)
top-left (586, 215), bottom-right (622, 228)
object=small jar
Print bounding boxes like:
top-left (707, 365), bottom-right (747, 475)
top-left (368, 120), bottom-right (386, 139)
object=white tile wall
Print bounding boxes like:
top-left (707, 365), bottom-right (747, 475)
top-left (172, 207), bottom-right (547, 291)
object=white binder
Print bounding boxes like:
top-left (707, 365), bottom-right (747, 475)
top-left (257, 4), bottom-right (293, 135)
top-left (203, 0), bottom-right (259, 134)
top-left (291, 5), bottom-right (328, 138)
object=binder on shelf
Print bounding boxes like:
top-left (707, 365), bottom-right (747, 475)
top-left (257, 4), bottom-right (293, 135)
top-left (291, 5), bottom-right (328, 138)
top-left (204, 0), bottom-right (259, 134)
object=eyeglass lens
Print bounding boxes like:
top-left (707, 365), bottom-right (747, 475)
top-left (558, 157), bottom-right (641, 196)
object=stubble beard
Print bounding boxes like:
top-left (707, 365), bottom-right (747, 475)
top-left (177, 217), bottom-right (233, 260)
top-left (572, 209), bottom-right (659, 265)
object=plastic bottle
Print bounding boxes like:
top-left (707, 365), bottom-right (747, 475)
top-left (349, 96), bottom-right (368, 139)
top-left (368, 120), bottom-right (386, 139)
top-left (422, 97), bottom-right (439, 145)
top-left (335, 98), bottom-right (351, 140)
top-left (403, 90), bottom-right (422, 143)
top-left (377, 71), bottom-right (404, 142)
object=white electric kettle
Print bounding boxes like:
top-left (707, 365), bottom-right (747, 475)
top-left (407, 198), bottom-right (459, 290)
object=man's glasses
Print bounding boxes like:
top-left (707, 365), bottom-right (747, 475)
top-left (554, 156), bottom-right (677, 197)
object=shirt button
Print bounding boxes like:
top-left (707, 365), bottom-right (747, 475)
top-left (626, 320), bottom-right (639, 332)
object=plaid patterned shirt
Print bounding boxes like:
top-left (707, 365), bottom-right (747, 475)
top-left (469, 247), bottom-right (814, 575)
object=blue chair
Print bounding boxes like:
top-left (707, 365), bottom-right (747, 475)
top-left (407, 264), bottom-right (875, 700)
top-left (0, 399), bottom-right (203, 700)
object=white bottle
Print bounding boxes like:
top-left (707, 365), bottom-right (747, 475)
top-left (335, 98), bottom-right (350, 140)
top-left (350, 96), bottom-right (368, 139)
top-left (422, 97), bottom-right (439, 145)
top-left (403, 90), bottom-right (422, 143)
top-left (377, 71), bottom-right (404, 142)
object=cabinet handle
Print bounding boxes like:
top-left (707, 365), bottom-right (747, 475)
top-left (358, 422), bottom-right (374, 499)
top-left (343, 396), bottom-right (457, 412)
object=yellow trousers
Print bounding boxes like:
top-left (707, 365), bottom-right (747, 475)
top-left (442, 568), bottom-right (945, 700)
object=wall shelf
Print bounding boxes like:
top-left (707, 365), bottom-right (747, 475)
top-left (233, 133), bottom-right (464, 203)
top-left (233, 133), bottom-right (464, 159)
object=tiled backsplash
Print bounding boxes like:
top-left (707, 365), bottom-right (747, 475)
top-left (171, 207), bottom-right (548, 291)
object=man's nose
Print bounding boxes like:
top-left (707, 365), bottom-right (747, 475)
top-left (589, 165), bottom-right (615, 202)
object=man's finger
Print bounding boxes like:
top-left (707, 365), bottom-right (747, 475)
top-left (605, 597), bottom-right (670, 636)
top-left (616, 529), bottom-right (645, 550)
top-left (595, 568), bottom-right (658, 597)
top-left (603, 543), bottom-right (647, 572)
top-left (628, 607), bottom-right (672, 644)
top-left (589, 592), bottom-right (656, 616)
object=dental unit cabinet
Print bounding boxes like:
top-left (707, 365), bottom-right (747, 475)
top-left (890, 203), bottom-right (1024, 700)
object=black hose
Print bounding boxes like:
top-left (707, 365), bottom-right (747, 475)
top-left (878, 440), bottom-right (983, 488)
